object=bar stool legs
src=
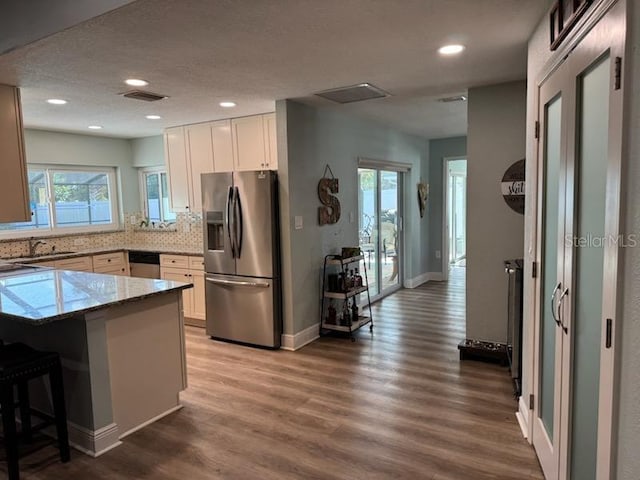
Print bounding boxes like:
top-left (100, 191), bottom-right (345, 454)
top-left (17, 383), bottom-right (31, 444)
top-left (1, 385), bottom-right (19, 480)
top-left (49, 361), bottom-right (70, 463)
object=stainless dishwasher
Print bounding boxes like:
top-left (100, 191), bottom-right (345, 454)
top-left (128, 251), bottom-right (160, 279)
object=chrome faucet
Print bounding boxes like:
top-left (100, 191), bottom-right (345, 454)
top-left (28, 238), bottom-right (47, 257)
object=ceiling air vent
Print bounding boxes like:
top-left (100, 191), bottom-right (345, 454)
top-left (315, 83), bottom-right (390, 104)
top-left (120, 90), bottom-right (168, 102)
top-left (438, 94), bottom-right (467, 103)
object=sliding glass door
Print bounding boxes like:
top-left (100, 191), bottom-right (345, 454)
top-left (358, 168), bottom-right (402, 299)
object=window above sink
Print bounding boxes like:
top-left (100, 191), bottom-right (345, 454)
top-left (0, 165), bottom-right (120, 239)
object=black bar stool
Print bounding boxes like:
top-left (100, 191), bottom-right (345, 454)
top-left (0, 343), bottom-right (70, 480)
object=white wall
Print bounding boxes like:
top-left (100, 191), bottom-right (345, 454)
top-left (466, 81), bottom-right (526, 343)
top-left (131, 135), bottom-right (164, 167)
top-left (23, 129), bottom-right (138, 213)
top-left (280, 100), bottom-right (430, 337)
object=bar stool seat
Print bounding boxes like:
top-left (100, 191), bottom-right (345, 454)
top-left (0, 343), bottom-right (70, 480)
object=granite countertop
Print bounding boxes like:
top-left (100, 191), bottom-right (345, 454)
top-left (0, 268), bottom-right (192, 324)
top-left (3, 245), bottom-right (204, 264)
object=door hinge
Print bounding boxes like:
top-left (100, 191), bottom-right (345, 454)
top-left (605, 318), bottom-right (613, 348)
top-left (534, 121), bottom-right (540, 139)
top-left (529, 394), bottom-right (535, 410)
top-left (614, 57), bottom-right (622, 90)
top-left (532, 261), bottom-right (538, 278)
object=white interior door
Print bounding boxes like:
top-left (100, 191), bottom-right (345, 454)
top-left (532, 3), bottom-right (625, 479)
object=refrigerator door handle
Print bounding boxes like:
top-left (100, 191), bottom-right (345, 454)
top-left (205, 277), bottom-right (270, 288)
top-left (226, 186), bottom-right (236, 258)
top-left (234, 186), bottom-right (243, 259)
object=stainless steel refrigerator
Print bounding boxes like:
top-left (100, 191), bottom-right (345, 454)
top-left (202, 171), bottom-right (281, 348)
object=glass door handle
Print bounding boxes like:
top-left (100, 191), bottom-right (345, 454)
top-left (551, 282), bottom-right (562, 326)
top-left (558, 288), bottom-right (569, 333)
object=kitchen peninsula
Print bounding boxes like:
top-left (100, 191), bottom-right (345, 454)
top-left (0, 266), bottom-right (191, 456)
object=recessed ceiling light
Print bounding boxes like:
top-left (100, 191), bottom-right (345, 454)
top-left (47, 98), bottom-right (67, 105)
top-left (88, 125), bottom-right (103, 130)
top-left (438, 44), bottom-right (465, 55)
top-left (125, 78), bottom-right (149, 87)
top-left (219, 101), bottom-right (236, 108)
top-left (146, 115), bottom-right (162, 120)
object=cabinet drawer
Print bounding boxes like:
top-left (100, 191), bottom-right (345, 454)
top-left (93, 251), bottom-right (126, 268)
top-left (55, 256), bottom-right (93, 272)
top-left (160, 254), bottom-right (190, 269)
top-left (188, 256), bottom-right (205, 271)
top-left (94, 265), bottom-right (128, 276)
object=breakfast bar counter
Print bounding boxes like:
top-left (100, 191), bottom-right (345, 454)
top-left (0, 267), bottom-right (191, 456)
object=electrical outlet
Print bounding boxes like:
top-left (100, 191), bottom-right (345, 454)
top-left (130, 215), bottom-right (137, 225)
top-left (435, 250), bottom-right (441, 259)
top-left (294, 216), bottom-right (303, 230)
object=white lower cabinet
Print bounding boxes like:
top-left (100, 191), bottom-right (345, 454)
top-left (93, 251), bottom-right (129, 276)
top-left (160, 255), bottom-right (205, 328)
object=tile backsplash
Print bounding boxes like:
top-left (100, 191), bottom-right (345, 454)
top-left (0, 212), bottom-right (203, 259)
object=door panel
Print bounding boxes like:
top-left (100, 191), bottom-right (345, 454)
top-left (532, 2), bottom-right (624, 479)
top-left (380, 170), bottom-right (399, 292)
top-left (205, 273), bottom-right (278, 347)
top-left (568, 54), bottom-right (610, 480)
top-left (540, 94), bottom-right (562, 440)
top-left (202, 172), bottom-right (235, 275)
top-left (358, 169), bottom-right (379, 297)
top-left (233, 171), bottom-right (277, 278)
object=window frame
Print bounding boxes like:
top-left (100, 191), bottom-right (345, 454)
top-left (0, 164), bottom-right (120, 239)
top-left (138, 166), bottom-right (176, 224)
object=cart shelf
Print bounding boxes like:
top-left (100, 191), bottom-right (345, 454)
top-left (320, 251), bottom-right (373, 341)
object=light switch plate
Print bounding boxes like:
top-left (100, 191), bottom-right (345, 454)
top-left (435, 250), bottom-right (441, 259)
top-left (130, 215), bottom-right (137, 225)
top-left (294, 216), bottom-right (303, 230)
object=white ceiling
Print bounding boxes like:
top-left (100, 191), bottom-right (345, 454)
top-left (0, 0), bottom-right (550, 140)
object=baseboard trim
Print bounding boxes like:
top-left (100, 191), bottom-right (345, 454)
top-left (281, 323), bottom-right (320, 351)
top-left (119, 404), bottom-right (183, 440)
top-left (404, 272), bottom-right (445, 288)
top-left (67, 422), bottom-right (122, 457)
top-left (404, 272), bottom-right (430, 288)
top-left (516, 396), bottom-right (530, 441)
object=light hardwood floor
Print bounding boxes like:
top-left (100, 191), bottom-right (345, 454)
top-left (14, 267), bottom-right (543, 479)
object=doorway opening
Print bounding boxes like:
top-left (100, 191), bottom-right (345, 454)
top-left (358, 167), bottom-right (403, 301)
top-left (444, 158), bottom-right (467, 275)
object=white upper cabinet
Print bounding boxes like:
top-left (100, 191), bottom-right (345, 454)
top-left (232, 115), bottom-right (268, 171)
top-left (164, 113), bottom-right (276, 211)
top-left (165, 126), bottom-right (191, 212)
top-left (210, 120), bottom-right (234, 172)
top-left (185, 123), bottom-right (214, 212)
top-left (0, 85), bottom-right (30, 222)
top-left (263, 112), bottom-right (278, 170)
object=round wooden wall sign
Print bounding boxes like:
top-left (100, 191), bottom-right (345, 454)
top-left (501, 159), bottom-right (525, 214)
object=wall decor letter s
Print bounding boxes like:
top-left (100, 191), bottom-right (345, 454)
top-left (318, 165), bottom-right (341, 225)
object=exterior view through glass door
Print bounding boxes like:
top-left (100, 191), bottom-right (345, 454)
top-left (532, 2), bottom-right (624, 479)
top-left (358, 168), bottom-right (402, 299)
top-left (447, 159), bottom-right (467, 265)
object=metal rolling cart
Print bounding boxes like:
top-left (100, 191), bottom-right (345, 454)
top-left (320, 250), bottom-right (373, 341)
